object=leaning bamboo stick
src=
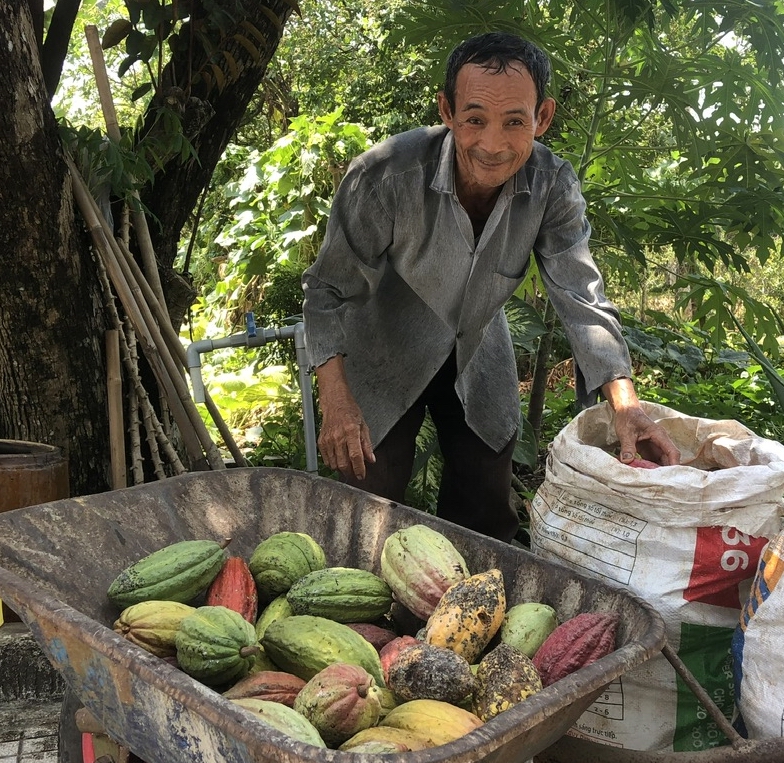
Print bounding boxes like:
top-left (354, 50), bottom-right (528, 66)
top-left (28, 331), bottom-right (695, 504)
top-left (115, 238), bottom-right (248, 468)
top-left (80, 176), bottom-right (226, 471)
top-left (68, 154), bottom-right (217, 471)
top-left (106, 329), bottom-right (127, 488)
top-left (84, 24), bottom-right (167, 311)
top-left (95, 251), bottom-right (183, 478)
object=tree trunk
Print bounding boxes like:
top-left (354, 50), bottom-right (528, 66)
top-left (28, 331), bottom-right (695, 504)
top-left (0, 0), bottom-right (111, 495)
top-left (0, 1), bottom-right (293, 495)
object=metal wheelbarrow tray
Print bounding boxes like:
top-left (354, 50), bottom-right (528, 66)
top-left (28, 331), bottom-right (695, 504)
top-left (0, 467), bottom-right (666, 763)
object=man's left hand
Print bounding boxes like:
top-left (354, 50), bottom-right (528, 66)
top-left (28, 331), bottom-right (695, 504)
top-left (601, 377), bottom-right (680, 466)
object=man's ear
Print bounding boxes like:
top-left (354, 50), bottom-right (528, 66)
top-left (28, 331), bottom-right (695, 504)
top-left (437, 91), bottom-right (454, 127)
top-left (535, 97), bottom-right (557, 137)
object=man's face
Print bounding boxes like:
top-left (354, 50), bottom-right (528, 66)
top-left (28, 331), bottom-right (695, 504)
top-left (438, 63), bottom-right (555, 193)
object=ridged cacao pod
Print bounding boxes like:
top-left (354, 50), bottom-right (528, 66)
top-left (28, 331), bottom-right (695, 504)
top-left (379, 699), bottom-right (483, 747)
top-left (261, 615), bottom-right (385, 686)
top-left (381, 525), bottom-right (470, 620)
top-left (339, 725), bottom-right (432, 751)
top-left (424, 569), bottom-right (506, 664)
top-left (206, 556), bottom-right (258, 623)
top-left (472, 642), bottom-right (543, 720)
top-left (294, 662), bottom-right (383, 747)
top-left (230, 698), bottom-right (326, 748)
top-left (286, 567), bottom-right (393, 623)
top-left (532, 611), bottom-right (619, 686)
top-left (107, 538), bottom-right (229, 608)
top-left (113, 600), bottom-right (196, 658)
top-left (223, 670), bottom-right (306, 706)
top-left (175, 605), bottom-right (260, 687)
top-left (387, 641), bottom-right (476, 705)
top-left (500, 602), bottom-right (558, 657)
top-left (249, 532), bottom-right (326, 603)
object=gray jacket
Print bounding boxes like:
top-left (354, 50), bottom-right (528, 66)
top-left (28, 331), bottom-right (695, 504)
top-left (302, 125), bottom-right (632, 451)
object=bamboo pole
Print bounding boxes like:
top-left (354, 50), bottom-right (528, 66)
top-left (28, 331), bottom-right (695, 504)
top-left (95, 254), bottom-right (185, 478)
top-left (115, 238), bottom-right (248, 468)
top-left (68, 154), bottom-right (218, 471)
top-left (84, 24), bottom-right (166, 311)
top-left (106, 329), bottom-right (127, 488)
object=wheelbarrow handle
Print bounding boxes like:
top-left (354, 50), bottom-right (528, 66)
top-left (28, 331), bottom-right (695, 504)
top-left (661, 641), bottom-right (746, 750)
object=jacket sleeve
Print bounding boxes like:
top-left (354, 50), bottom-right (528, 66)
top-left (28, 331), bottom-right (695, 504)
top-left (301, 157), bottom-right (394, 369)
top-left (532, 165), bottom-right (632, 406)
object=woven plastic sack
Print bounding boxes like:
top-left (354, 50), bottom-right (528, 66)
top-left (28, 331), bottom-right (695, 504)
top-left (732, 531), bottom-right (784, 740)
top-left (529, 401), bottom-right (784, 752)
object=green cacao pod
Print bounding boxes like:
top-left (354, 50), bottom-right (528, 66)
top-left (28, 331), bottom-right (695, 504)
top-left (107, 539), bottom-right (229, 608)
top-left (255, 595), bottom-right (294, 641)
top-left (175, 605), bottom-right (259, 686)
top-left (230, 698), bottom-right (326, 748)
top-left (113, 600), bottom-right (196, 658)
top-left (287, 567), bottom-right (393, 623)
top-left (249, 532), bottom-right (327, 603)
top-left (380, 524), bottom-right (470, 620)
top-left (500, 602), bottom-right (558, 658)
top-left (262, 615), bottom-right (385, 686)
top-left (294, 662), bottom-right (383, 748)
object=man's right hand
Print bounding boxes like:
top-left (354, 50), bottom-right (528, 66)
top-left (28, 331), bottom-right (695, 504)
top-left (315, 356), bottom-right (376, 480)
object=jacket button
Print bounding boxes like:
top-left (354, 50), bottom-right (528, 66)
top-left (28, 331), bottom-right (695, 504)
top-left (456, 331), bottom-right (463, 339)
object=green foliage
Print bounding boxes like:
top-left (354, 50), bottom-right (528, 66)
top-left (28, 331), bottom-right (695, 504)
top-left (390, 0), bottom-right (784, 340)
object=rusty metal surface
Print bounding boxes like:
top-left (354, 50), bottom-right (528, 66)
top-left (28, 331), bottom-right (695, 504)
top-left (0, 467), bottom-right (667, 763)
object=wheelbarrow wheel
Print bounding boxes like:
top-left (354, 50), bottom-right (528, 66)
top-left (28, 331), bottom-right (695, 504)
top-left (59, 687), bottom-right (147, 763)
top-left (58, 687), bottom-right (82, 763)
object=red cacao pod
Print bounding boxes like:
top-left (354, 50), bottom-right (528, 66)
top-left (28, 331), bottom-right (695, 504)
top-left (206, 556), bottom-right (258, 623)
top-left (222, 670), bottom-right (306, 706)
top-left (532, 612), bottom-right (619, 686)
top-left (379, 635), bottom-right (419, 683)
top-left (345, 623), bottom-right (398, 653)
top-left (293, 662), bottom-right (383, 747)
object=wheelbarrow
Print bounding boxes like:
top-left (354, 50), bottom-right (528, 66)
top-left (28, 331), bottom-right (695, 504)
top-left (0, 467), bottom-right (670, 763)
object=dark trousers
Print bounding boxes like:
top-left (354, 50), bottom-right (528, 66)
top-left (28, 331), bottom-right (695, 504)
top-left (341, 352), bottom-right (519, 542)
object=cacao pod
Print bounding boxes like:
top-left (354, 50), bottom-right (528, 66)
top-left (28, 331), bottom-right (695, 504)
top-left (381, 524), bottom-right (470, 620)
top-left (175, 605), bottom-right (259, 687)
top-left (379, 635), bottom-right (419, 683)
top-left (424, 569), bottom-right (506, 664)
top-left (472, 642), bottom-right (543, 720)
top-left (339, 725), bottom-right (432, 751)
top-left (345, 623), bottom-right (398, 652)
top-left (261, 615), bottom-right (385, 686)
top-left (380, 699), bottom-right (483, 746)
top-left (294, 662), bottom-right (383, 747)
top-left (387, 641), bottom-right (476, 704)
top-left (206, 556), bottom-right (258, 623)
top-left (500, 602), bottom-right (558, 657)
top-left (249, 532), bottom-right (326, 603)
top-left (223, 670), bottom-right (306, 706)
top-left (286, 567), bottom-right (393, 623)
top-left (113, 600), bottom-right (195, 658)
top-left (532, 611), bottom-right (619, 686)
top-left (230, 698), bottom-right (326, 748)
top-left (107, 538), bottom-right (229, 608)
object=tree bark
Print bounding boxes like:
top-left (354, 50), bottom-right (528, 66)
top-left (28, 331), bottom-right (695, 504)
top-left (0, 0), bottom-right (111, 495)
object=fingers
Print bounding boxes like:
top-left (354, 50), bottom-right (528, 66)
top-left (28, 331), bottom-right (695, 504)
top-left (615, 407), bottom-right (681, 467)
top-left (317, 417), bottom-right (375, 480)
